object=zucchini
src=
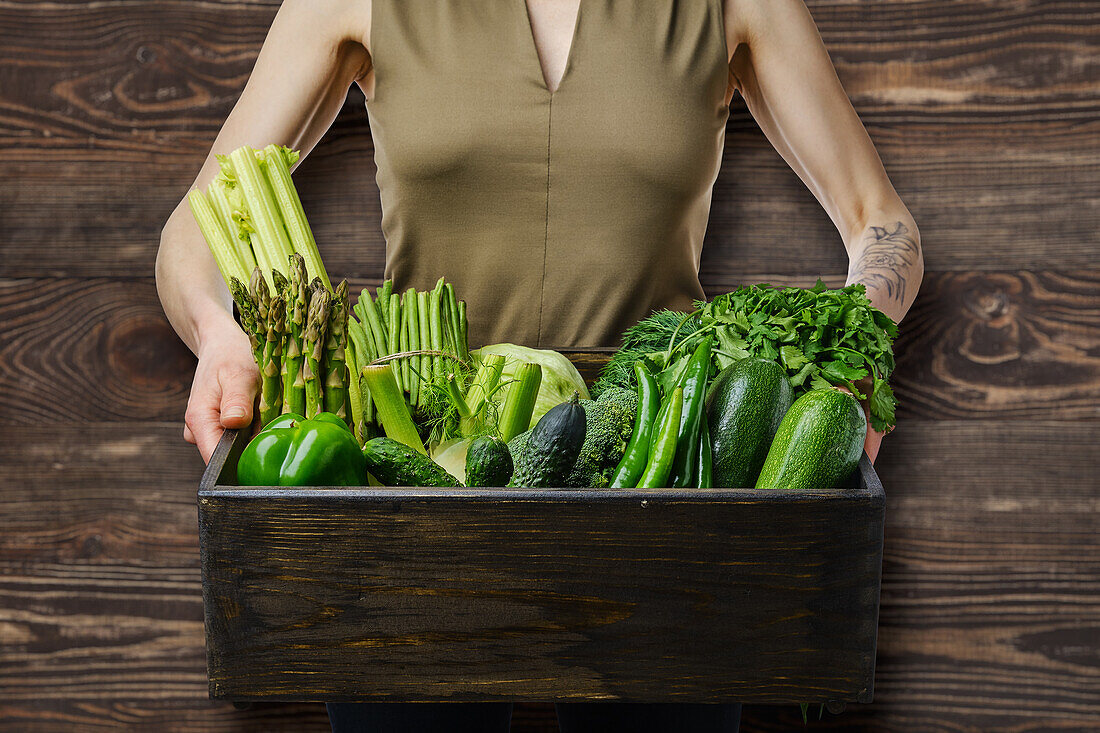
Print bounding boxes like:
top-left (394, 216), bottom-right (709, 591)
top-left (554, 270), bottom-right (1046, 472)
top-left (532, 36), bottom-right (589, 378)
top-left (510, 392), bottom-right (586, 488)
top-left (755, 389), bottom-right (867, 491)
top-left (705, 357), bottom-right (794, 487)
top-left (465, 435), bottom-right (514, 487)
top-left (362, 437), bottom-right (461, 487)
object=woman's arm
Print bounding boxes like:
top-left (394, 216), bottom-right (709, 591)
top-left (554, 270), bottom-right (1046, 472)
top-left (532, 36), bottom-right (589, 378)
top-left (155, 0), bottom-right (371, 461)
top-left (724, 0), bottom-right (924, 325)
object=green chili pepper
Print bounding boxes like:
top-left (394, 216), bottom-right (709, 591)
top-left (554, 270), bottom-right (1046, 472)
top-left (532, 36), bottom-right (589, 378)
top-left (609, 361), bottom-right (661, 488)
top-left (668, 336), bottom-right (713, 488)
top-left (635, 386), bottom-right (683, 489)
top-left (695, 415), bottom-right (713, 488)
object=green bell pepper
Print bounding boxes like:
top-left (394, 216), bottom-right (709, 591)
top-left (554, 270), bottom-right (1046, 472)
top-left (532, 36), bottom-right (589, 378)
top-left (237, 412), bottom-right (366, 486)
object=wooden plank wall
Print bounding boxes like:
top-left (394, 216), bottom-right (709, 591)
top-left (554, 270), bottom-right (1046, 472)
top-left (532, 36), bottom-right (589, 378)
top-left (1, 0), bottom-right (1097, 731)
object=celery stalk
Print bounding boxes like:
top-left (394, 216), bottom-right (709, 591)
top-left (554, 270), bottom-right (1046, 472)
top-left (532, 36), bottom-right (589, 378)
top-left (227, 147), bottom-right (295, 283)
top-left (207, 180), bottom-right (258, 277)
top-left (497, 363), bottom-right (542, 442)
top-left (187, 189), bottom-right (249, 286)
top-left (261, 144), bottom-right (331, 289)
top-left (361, 364), bottom-right (426, 454)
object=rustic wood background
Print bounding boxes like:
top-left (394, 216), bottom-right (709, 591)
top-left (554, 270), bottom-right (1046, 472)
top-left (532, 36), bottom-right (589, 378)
top-left (1, 0), bottom-right (1097, 731)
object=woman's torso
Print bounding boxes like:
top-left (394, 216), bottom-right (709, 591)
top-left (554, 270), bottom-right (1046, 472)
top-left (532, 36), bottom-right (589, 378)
top-left (365, 0), bottom-right (731, 348)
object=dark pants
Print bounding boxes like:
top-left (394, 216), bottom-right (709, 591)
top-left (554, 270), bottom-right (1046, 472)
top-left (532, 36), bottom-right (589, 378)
top-left (326, 702), bottom-right (741, 732)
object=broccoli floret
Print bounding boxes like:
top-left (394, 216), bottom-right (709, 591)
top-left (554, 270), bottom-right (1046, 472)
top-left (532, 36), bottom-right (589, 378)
top-left (564, 397), bottom-right (636, 488)
top-left (595, 386), bottom-right (638, 420)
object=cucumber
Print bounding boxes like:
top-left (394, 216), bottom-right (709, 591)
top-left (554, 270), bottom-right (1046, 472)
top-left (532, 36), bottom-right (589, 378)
top-left (362, 437), bottom-right (461, 487)
top-left (705, 357), bottom-right (794, 487)
top-left (465, 435), bottom-right (514, 487)
top-left (510, 392), bottom-right (586, 488)
top-left (755, 389), bottom-right (867, 491)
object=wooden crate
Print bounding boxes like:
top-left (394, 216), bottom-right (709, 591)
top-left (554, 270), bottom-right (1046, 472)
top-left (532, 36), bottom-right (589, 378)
top-left (198, 351), bottom-right (884, 704)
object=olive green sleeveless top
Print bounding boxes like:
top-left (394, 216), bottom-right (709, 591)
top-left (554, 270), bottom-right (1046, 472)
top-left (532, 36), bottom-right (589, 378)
top-left (366, 0), bottom-right (730, 347)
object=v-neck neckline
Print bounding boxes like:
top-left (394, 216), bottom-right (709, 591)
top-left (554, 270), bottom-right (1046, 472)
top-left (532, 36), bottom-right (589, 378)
top-left (519, 0), bottom-right (583, 95)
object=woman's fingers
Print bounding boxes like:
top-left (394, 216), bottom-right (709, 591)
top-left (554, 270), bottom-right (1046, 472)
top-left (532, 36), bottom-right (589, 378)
top-left (185, 336), bottom-right (260, 463)
top-left (185, 393), bottom-right (226, 464)
top-left (219, 364), bottom-right (259, 429)
top-left (864, 427), bottom-right (884, 464)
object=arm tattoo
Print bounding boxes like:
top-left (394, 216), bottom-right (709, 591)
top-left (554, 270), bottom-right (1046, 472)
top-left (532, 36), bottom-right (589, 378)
top-left (848, 221), bottom-right (919, 303)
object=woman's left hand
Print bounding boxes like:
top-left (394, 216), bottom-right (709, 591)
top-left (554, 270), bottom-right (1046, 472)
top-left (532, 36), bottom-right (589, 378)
top-left (864, 424), bottom-right (886, 464)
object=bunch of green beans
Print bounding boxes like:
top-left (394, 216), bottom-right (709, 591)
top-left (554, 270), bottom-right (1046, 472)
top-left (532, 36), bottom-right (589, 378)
top-left (344, 277), bottom-right (470, 442)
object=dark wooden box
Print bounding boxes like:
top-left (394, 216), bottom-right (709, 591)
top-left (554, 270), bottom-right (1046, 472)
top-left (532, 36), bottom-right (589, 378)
top-left (198, 352), bottom-right (885, 704)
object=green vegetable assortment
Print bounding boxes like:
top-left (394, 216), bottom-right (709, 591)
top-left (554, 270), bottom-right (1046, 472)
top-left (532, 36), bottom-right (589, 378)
top-left (197, 144), bottom-right (892, 491)
top-left (593, 281), bottom-right (899, 432)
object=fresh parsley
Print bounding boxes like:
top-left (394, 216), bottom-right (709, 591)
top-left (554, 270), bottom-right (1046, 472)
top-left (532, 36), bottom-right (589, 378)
top-left (593, 281), bottom-right (899, 431)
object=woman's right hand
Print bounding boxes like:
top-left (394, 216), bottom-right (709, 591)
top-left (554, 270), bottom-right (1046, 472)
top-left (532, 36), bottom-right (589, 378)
top-left (184, 323), bottom-right (260, 463)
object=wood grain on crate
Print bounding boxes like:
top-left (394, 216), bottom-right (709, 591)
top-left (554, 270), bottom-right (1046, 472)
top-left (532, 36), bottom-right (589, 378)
top-left (199, 436), bottom-right (883, 703)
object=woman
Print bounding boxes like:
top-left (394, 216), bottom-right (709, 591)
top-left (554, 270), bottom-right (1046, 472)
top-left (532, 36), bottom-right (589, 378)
top-left (157, 0), bottom-right (922, 730)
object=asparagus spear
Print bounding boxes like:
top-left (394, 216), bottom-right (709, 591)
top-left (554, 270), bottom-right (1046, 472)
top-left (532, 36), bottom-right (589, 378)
top-left (281, 254), bottom-right (308, 415)
top-left (272, 265), bottom-right (290, 297)
top-left (246, 268), bottom-right (284, 424)
top-left (249, 266), bottom-right (269, 317)
top-left (324, 280), bottom-right (350, 425)
top-left (259, 293), bottom-right (285, 426)
top-left (303, 287), bottom-right (331, 418)
top-left (309, 276), bottom-right (325, 302)
top-left (228, 277), bottom-right (263, 365)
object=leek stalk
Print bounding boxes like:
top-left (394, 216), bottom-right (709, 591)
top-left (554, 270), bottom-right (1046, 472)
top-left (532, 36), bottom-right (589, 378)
top-left (498, 363), bottom-right (542, 442)
top-left (361, 364), bottom-right (426, 454)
